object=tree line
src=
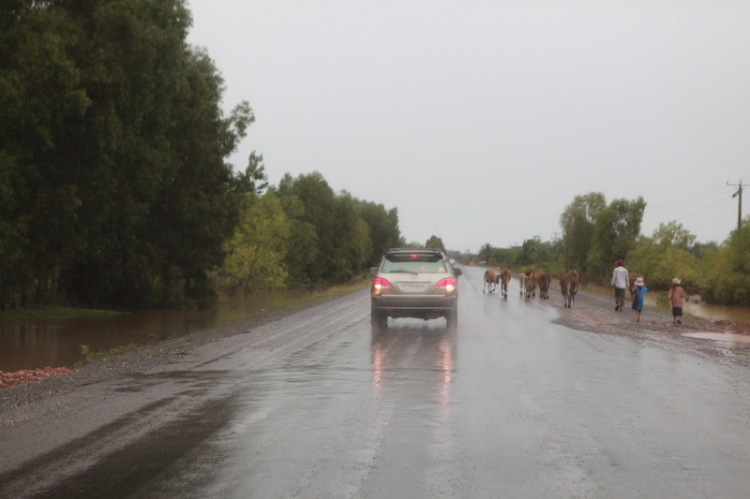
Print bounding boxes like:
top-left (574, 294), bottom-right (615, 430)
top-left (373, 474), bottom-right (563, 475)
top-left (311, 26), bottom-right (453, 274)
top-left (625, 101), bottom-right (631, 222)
top-left (215, 169), bottom-right (403, 297)
top-left (474, 192), bottom-right (750, 306)
top-left (0, 0), bottom-right (405, 310)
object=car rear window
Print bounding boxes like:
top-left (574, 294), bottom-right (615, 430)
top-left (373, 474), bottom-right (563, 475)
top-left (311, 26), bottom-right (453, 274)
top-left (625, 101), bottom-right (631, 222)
top-left (383, 253), bottom-right (447, 273)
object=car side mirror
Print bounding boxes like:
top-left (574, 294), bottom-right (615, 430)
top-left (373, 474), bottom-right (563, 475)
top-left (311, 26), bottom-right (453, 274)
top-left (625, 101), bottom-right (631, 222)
top-left (370, 267), bottom-right (379, 276)
top-left (454, 268), bottom-right (463, 276)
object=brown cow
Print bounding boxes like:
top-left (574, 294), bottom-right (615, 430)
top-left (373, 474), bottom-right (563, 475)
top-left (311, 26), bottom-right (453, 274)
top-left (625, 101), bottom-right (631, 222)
top-left (570, 270), bottom-right (579, 303)
top-left (518, 272), bottom-right (526, 296)
top-left (560, 269), bottom-right (579, 308)
top-left (523, 268), bottom-right (537, 298)
top-left (537, 272), bottom-right (550, 299)
top-left (483, 269), bottom-right (497, 293)
top-left (499, 267), bottom-right (511, 298)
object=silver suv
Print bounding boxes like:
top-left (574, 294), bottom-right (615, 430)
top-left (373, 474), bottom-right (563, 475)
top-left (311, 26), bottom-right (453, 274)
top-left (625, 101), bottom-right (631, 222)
top-left (370, 248), bottom-right (462, 329)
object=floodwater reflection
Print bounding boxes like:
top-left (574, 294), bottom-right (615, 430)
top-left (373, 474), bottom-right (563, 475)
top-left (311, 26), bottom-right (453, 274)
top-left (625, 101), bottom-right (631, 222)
top-left (0, 292), bottom-right (304, 372)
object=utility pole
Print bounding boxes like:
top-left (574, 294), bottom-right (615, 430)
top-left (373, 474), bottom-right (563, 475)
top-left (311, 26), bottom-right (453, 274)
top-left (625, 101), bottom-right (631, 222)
top-left (728, 180), bottom-right (743, 232)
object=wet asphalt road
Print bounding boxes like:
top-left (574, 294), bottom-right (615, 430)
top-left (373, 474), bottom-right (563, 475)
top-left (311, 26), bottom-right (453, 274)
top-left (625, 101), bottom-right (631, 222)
top-left (2, 265), bottom-right (750, 498)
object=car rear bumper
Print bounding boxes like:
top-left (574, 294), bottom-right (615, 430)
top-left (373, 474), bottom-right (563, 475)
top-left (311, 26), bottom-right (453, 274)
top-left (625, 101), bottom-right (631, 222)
top-left (371, 295), bottom-right (458, 319)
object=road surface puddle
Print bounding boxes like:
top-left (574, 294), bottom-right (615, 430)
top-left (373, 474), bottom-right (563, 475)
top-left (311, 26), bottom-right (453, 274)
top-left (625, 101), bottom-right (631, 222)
top-left (682, 332), bottom-right (750, 348)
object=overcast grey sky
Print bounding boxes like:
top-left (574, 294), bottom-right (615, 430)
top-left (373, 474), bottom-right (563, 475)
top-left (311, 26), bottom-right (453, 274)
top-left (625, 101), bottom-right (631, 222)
top-left (187, 0), bottom-right (750, 253)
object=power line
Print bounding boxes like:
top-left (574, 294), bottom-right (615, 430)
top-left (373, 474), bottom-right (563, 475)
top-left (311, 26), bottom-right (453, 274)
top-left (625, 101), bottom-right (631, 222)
top-left (648, 183), bottom-right (730, 210)
top-left (649, 175), bottom-right (750, 211)
top-left (677, 196), bottom-right (732, 224)
top-left (728, 180), bottom-right (744, 232)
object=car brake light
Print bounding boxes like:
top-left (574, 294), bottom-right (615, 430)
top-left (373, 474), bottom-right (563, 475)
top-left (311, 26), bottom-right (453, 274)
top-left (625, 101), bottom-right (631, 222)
top-left (435, 277), bottom-right (457, 292)
top-left (371, 277), bottom-right (393, 295)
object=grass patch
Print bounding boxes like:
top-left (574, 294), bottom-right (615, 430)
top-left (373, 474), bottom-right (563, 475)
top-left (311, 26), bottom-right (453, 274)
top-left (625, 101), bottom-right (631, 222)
top-left (302, 280), bottom-right (369, 302)
top-left (76, 343), bottom-right (137, 366)
top-left (270, 279), bottom-right (370, 312)
top-left (1, 278), bottom-right (371, 322)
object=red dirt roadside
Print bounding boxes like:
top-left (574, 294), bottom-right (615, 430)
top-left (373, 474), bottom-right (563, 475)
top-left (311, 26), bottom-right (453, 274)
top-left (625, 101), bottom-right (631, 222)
top-left (0, 367), bottom-right (75, 389)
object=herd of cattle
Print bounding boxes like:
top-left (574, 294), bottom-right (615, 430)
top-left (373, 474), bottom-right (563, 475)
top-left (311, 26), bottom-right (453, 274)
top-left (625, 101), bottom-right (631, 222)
top-left (483, 268), bottom-right (580, 308)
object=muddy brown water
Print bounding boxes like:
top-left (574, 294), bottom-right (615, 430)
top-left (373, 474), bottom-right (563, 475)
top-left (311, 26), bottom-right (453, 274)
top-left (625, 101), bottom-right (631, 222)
top-left (1, 291), bottom-right (748, 373)
top-left (0, 292), bottom-right (304, 372)
top-left (684, 301), bottom-right (750, 324)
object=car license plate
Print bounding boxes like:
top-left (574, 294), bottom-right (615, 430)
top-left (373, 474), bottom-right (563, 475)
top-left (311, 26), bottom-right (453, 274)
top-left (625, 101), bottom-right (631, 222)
top-left (400, 282), bottom-right (427, 292)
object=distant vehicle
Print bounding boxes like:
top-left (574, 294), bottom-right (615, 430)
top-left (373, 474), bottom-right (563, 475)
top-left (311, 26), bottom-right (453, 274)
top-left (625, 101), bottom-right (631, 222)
top-left (370, 248), bottom-right (462, 330)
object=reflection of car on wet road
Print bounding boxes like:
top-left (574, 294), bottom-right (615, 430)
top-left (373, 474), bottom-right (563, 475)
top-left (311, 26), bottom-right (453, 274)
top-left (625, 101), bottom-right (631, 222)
top-left (370, 248), bottom-right (462, 329)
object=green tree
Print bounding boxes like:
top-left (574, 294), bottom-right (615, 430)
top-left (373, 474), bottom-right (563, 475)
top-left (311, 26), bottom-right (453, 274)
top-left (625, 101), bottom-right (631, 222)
top-left (425, 235), bottom-right (446, 252)
top-left (275, 190), bottom-right (316, 285)
top-left (560, 193), bottom-right (606, 273)
top-left (520, 237), bottom-right (544, 267)
top-left (1, 1), bottom-right (253, 308)
top-left (490, 246), bottom-right (522, 269)
top-left (278, 172), bottom-right (372, 283)
top-left (358, 201), bottom-right (400, 265)
top-left (277, 172), bottom-right (336, 281)
top-left (136, 49), bottom-right (253, 307)
top-left (235, 151), bottom-right (269, 197)
top-left (628, 221), bottom-right (698, 291)
top-left (220, 192), bottom-right (290, 293)
top-left (478, 243), bottom-right (493, 263)
top-left (399, 240), bottom-right (423, 249)
top-left (700, 219), bottom-right (750, 305)
top-left (0, 1), bottom-right (91, 307)
top-left (652, 220), bottom-right (697, 249)
top-left (586, 197), bottom-right (646, 281)
top-left (334, 192), bottom-right (372, 281)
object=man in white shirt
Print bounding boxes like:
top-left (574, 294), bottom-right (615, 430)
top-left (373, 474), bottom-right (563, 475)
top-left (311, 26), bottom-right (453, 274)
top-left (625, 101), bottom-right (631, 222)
top-left (611, 259), bottom-right (629, 311)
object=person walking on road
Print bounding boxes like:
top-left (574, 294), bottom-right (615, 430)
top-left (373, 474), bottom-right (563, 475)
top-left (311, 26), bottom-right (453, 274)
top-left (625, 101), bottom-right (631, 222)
top-left (632, 276), bottom-right (647, 323)
top-left (611, 259), bottom-right (629, 311)
top-left (667, 277), bottom-right (687, 325)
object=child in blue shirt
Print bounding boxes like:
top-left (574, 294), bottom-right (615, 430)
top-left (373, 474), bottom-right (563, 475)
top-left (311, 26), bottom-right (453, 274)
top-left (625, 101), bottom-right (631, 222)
top-left (632, 277), bottom-right (647, 323)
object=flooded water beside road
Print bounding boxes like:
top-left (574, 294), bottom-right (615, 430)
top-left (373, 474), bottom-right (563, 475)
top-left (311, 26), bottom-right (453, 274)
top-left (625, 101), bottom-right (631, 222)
top-left (684, 301), bottom-right (750, 324)
top-left (0, 291), bottom-right (304, 373)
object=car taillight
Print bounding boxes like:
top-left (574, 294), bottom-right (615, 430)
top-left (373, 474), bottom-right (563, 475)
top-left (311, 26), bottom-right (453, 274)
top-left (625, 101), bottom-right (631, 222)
top-left (371, 277), bottom-right (393, 295)
top-left (435, 277), bottom-right (458, 292)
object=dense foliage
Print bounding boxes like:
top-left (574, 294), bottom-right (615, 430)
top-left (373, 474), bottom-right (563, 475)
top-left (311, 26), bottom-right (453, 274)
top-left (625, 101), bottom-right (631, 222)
top-left (1, 0), bottom-right (254, 308)
top-left (0, 1), bottom-right (401, 309)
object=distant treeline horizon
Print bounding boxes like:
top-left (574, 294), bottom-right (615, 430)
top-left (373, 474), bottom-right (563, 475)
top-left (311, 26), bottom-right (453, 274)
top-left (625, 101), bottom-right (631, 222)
top-left (461, 192), bottom-right (750, 306)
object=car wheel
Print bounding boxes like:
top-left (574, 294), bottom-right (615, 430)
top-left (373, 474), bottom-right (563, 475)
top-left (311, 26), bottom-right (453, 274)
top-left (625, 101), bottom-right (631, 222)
top-left (446, 307), bottom-right (458, 329)
top-left (371, 308), bottom-right (387, 330)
